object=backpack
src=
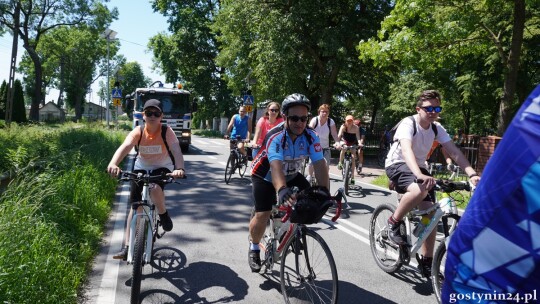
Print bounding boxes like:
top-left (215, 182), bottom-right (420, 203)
top-left (389, 116), bottom-right (438, 143)
top-left (313, 116), bottom-right (332, 134)
top-left (135, 125), bottom-right (175, 167)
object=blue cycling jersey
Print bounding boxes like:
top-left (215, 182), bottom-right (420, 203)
top-left (442, 85), bottom-right (540, 303)
top-left (251, 122), bottom-right (324, 182)
top-left (230, 114), bottom-right (249, 139)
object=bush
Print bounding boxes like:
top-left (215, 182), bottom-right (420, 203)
top-left (0, 123), bottom-right (126, 303)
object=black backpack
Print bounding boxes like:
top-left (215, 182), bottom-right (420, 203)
top-left (135, 125), bottom-right (175, 167)
top-left (313, 116), bottom-right (333, 134)
top-left (389, 116), bottom-right (437, 143)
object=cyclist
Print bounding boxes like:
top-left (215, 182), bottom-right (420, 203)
top-left (385, 90), bottom-right (480, 277)
top-left (251, 101), bottom-right (283, 158)
top-left (337, 115), bottom-right (363, 184)
top-left (442, 85), bottom-right (540, 303)
top-left (380, 124), bottom-right (392, 150)
top-left (106, 99), bottom-right (186, 260)
top-left (225, 106), bottom-right (252, 162)
top-left (306, 104), bottom-right (340, 183)
top-left (248, 93), bottom-right (330, 273)
top-left (353, 118), bottom-right (367, 174)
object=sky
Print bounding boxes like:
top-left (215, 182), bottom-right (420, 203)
top-left (0, 1), bottom-right (170, 105)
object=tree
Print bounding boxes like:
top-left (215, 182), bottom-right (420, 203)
top-left (0, 80), bottom-right (7, 119)
top-left (0, 0), bottom-right (116, 121)
top-left (149, 0), bottom-right (235, 121)
top-left (12, 79), bottom-right (26, 123)
top-left (214, 0), bottom-right (393, 113)
top-left (358, 0), bottom-right (539, 135)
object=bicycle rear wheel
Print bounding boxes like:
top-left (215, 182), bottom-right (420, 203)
top-left (131, 218), bottom-right (147, 304)
top-left (431, 242), bottom-right (447, 304)
top-left (377, 149), bottom-right (387, 168)
top-left (225, 154), bottom-right (235, 184)
top-left (280, 228), bottom-right (338, 304)
top-left (369, 203), bottom-right (402, 273)
top-left (343, 160), bottom-right (351, 196)
top-left (238, 157), bottom-right (248, 177)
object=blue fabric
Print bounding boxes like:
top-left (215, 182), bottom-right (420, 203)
top-left (251, 122), bottom-right (324, 182)
top-left (442, 85), bottom-right (540, 303)
top-left (230, 114), bottom-right (249, 139)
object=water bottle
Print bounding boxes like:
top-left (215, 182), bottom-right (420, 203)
top-left (273, 210), bottom-right (283, 234)
top-left (277, 218), bottom-right (291, 243)
top-left (413, 215), bottom-right (431, 237)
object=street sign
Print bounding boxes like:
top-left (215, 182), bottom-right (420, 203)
top-left (111, 88), bottom-right (122, 99)
top-left (243, 95), bottom-right (254, 105)
top-left (244, 105), bottom-right (253, 113)
top-left (112, 98), bottom-right (122, 106)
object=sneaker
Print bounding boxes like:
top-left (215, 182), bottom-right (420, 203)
top-left (113, 246), bottom-right (128, 260)
top-left (350, 178), bottom-right (355, 184)
top-left (416, 254), bottom-right (433, 278)
top-left (387, 218), bottom-right (407, 245)
top-left (356, 164), bottom-right (362, 174)
top-left (248, 249), bottom-right (261, 273)
top-left (159, 212), bottom-right (173, 232)
top-left (337, 162), bottom-right (343, 170)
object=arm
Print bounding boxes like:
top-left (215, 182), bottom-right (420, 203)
top-left (400, 138), bottom-right (436, 188)
top-left (252, 123), bottom-right (262, 147)
top-left (330, 122), bottom-right (340, 143)
top-left (313, 159), bottom-right (330, 189)
top-left (247, 116), bottom-right (253, 140)
top-left (309, 117), bottom-right (317, 129)
top-left (168, 131), bottom-right (186, 178)
top-left (107, 136), bottom-right (136, 177)
top-left (355, 126), bottom-right (364, 147)
top-left (441, 141), bottom-right (480, 185)
top-left (226, 115), bottom-right (236, 134)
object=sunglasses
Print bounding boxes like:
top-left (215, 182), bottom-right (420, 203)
top-left (421, 106), bottom-right (443, 113)
top-left (269, 109), bottom-right (280, 113)
top-left (144, 111), bottom-right (162, 117)
top-left (288, 115), bottom-right (308, 123)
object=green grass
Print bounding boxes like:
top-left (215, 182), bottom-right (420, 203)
top-left (192, 128), bottom-right (223, 138)
top-left (0, 122), bottom-right (126, 304)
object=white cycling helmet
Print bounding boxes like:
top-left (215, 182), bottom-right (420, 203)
top-left (282, 93), bottom-right (311, 114)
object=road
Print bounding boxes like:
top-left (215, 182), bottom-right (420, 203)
top-left (83, 135), bottom-right (437, 304)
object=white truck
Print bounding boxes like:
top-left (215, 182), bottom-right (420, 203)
top-left (126, 81), bottom-right (197, 153)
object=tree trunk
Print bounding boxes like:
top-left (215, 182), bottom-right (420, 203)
top-left (27, 48), bottom-right (44, 121)
top-left (497, 0), bottom-right (525, 136)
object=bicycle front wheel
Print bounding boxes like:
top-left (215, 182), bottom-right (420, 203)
top-left (225, 154), bottom-right (235, 184)
top-left (369, 203), bottom-right (402, 273)
top-left (131, 218), bottom-right (147, 304)
top-left (343, 160), bottom-right (351, 196)
top-left (431, 242), bottom-right (447, 304)
top-left (280, 228), bottom-right (338, 304)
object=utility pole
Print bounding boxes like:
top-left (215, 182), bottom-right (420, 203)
top-left (101, 28), bottom-right (117, 127)
top-left (5, 2), bottom-right (20, 126)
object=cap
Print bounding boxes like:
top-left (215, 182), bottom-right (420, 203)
top-left (143, 99), bottom-right (162, 112)
top-left (346, 115), bottom-right (354, 122)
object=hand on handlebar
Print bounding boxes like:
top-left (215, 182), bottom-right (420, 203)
top-left (170, 169), bottom-right (186, 179)
top-left (417, 174), bottom-right (436, 190)
top-left (224, 134), bottom-right (230, 140)
top-left (278, 187), bottom-right (296, 207)
top-left (107, 164), bottom-right (121, 178)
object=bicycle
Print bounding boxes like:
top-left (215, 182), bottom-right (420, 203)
top-left (256, 187), bottom-right (345, 304)
top-left (224, 135), bottom-right (249, 184)
top-left (369, 179), bottom-right (471, 299)
top-left (118, 171), bottom-right (184, 304)
top-left (338, 144), bottom-right (358, 196)
top-left (377, 145), bottom-right (389, 168)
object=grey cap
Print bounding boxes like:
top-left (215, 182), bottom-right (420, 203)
top-left (143, 99), bottom-right (162, 112)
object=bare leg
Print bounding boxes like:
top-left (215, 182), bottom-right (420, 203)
top-left (249, 211), bottom-right (272, 244)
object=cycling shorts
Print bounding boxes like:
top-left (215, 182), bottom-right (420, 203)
top-left (385, 162), bottom-right (434, 201)
top-left (130, 168), bottom-right (171, 203)
top-left (251, 174), bottom-right (310, 212)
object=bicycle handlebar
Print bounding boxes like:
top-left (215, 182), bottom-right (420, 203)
top-left (277, 187), bottom-right (344, 223)
top-left (416, 178), bottom-right (471, 192)
top-left (118, 171), bottom-right (187, 184)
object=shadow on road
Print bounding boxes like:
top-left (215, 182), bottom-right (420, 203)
top-left (135, 246), bottom-right (249, 303)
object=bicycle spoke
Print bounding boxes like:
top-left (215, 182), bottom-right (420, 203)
top-left (369, 204), bottom-right (402, 273)
top-left (281, 229), bottom-right (338, 304)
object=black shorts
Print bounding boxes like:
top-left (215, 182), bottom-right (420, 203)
top-left (251, 174), bottom-right (310, 212)
top-left (385, 162), bottom-right (435, 202)
top-left (130, 168), bottom-right (171, 203)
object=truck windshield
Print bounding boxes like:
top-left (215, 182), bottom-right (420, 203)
top-left (135, 93), bottom-right (190, 116)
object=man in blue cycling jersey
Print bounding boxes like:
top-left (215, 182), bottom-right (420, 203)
top-left (442, 85), bottom-right (540, 303)
top-left (247, 93), bottom-right (330, 273)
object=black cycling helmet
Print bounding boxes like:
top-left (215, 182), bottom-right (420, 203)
top-left (282, 93), bottom-right (311, 114)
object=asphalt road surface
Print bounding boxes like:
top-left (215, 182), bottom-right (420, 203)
top-left (82, 135), bottom-right (438, 304)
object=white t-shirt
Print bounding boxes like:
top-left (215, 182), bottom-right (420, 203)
top-left (385, 115), bottom-right (451, 169)
top-left (310, 116), bottom-right (335, 148)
